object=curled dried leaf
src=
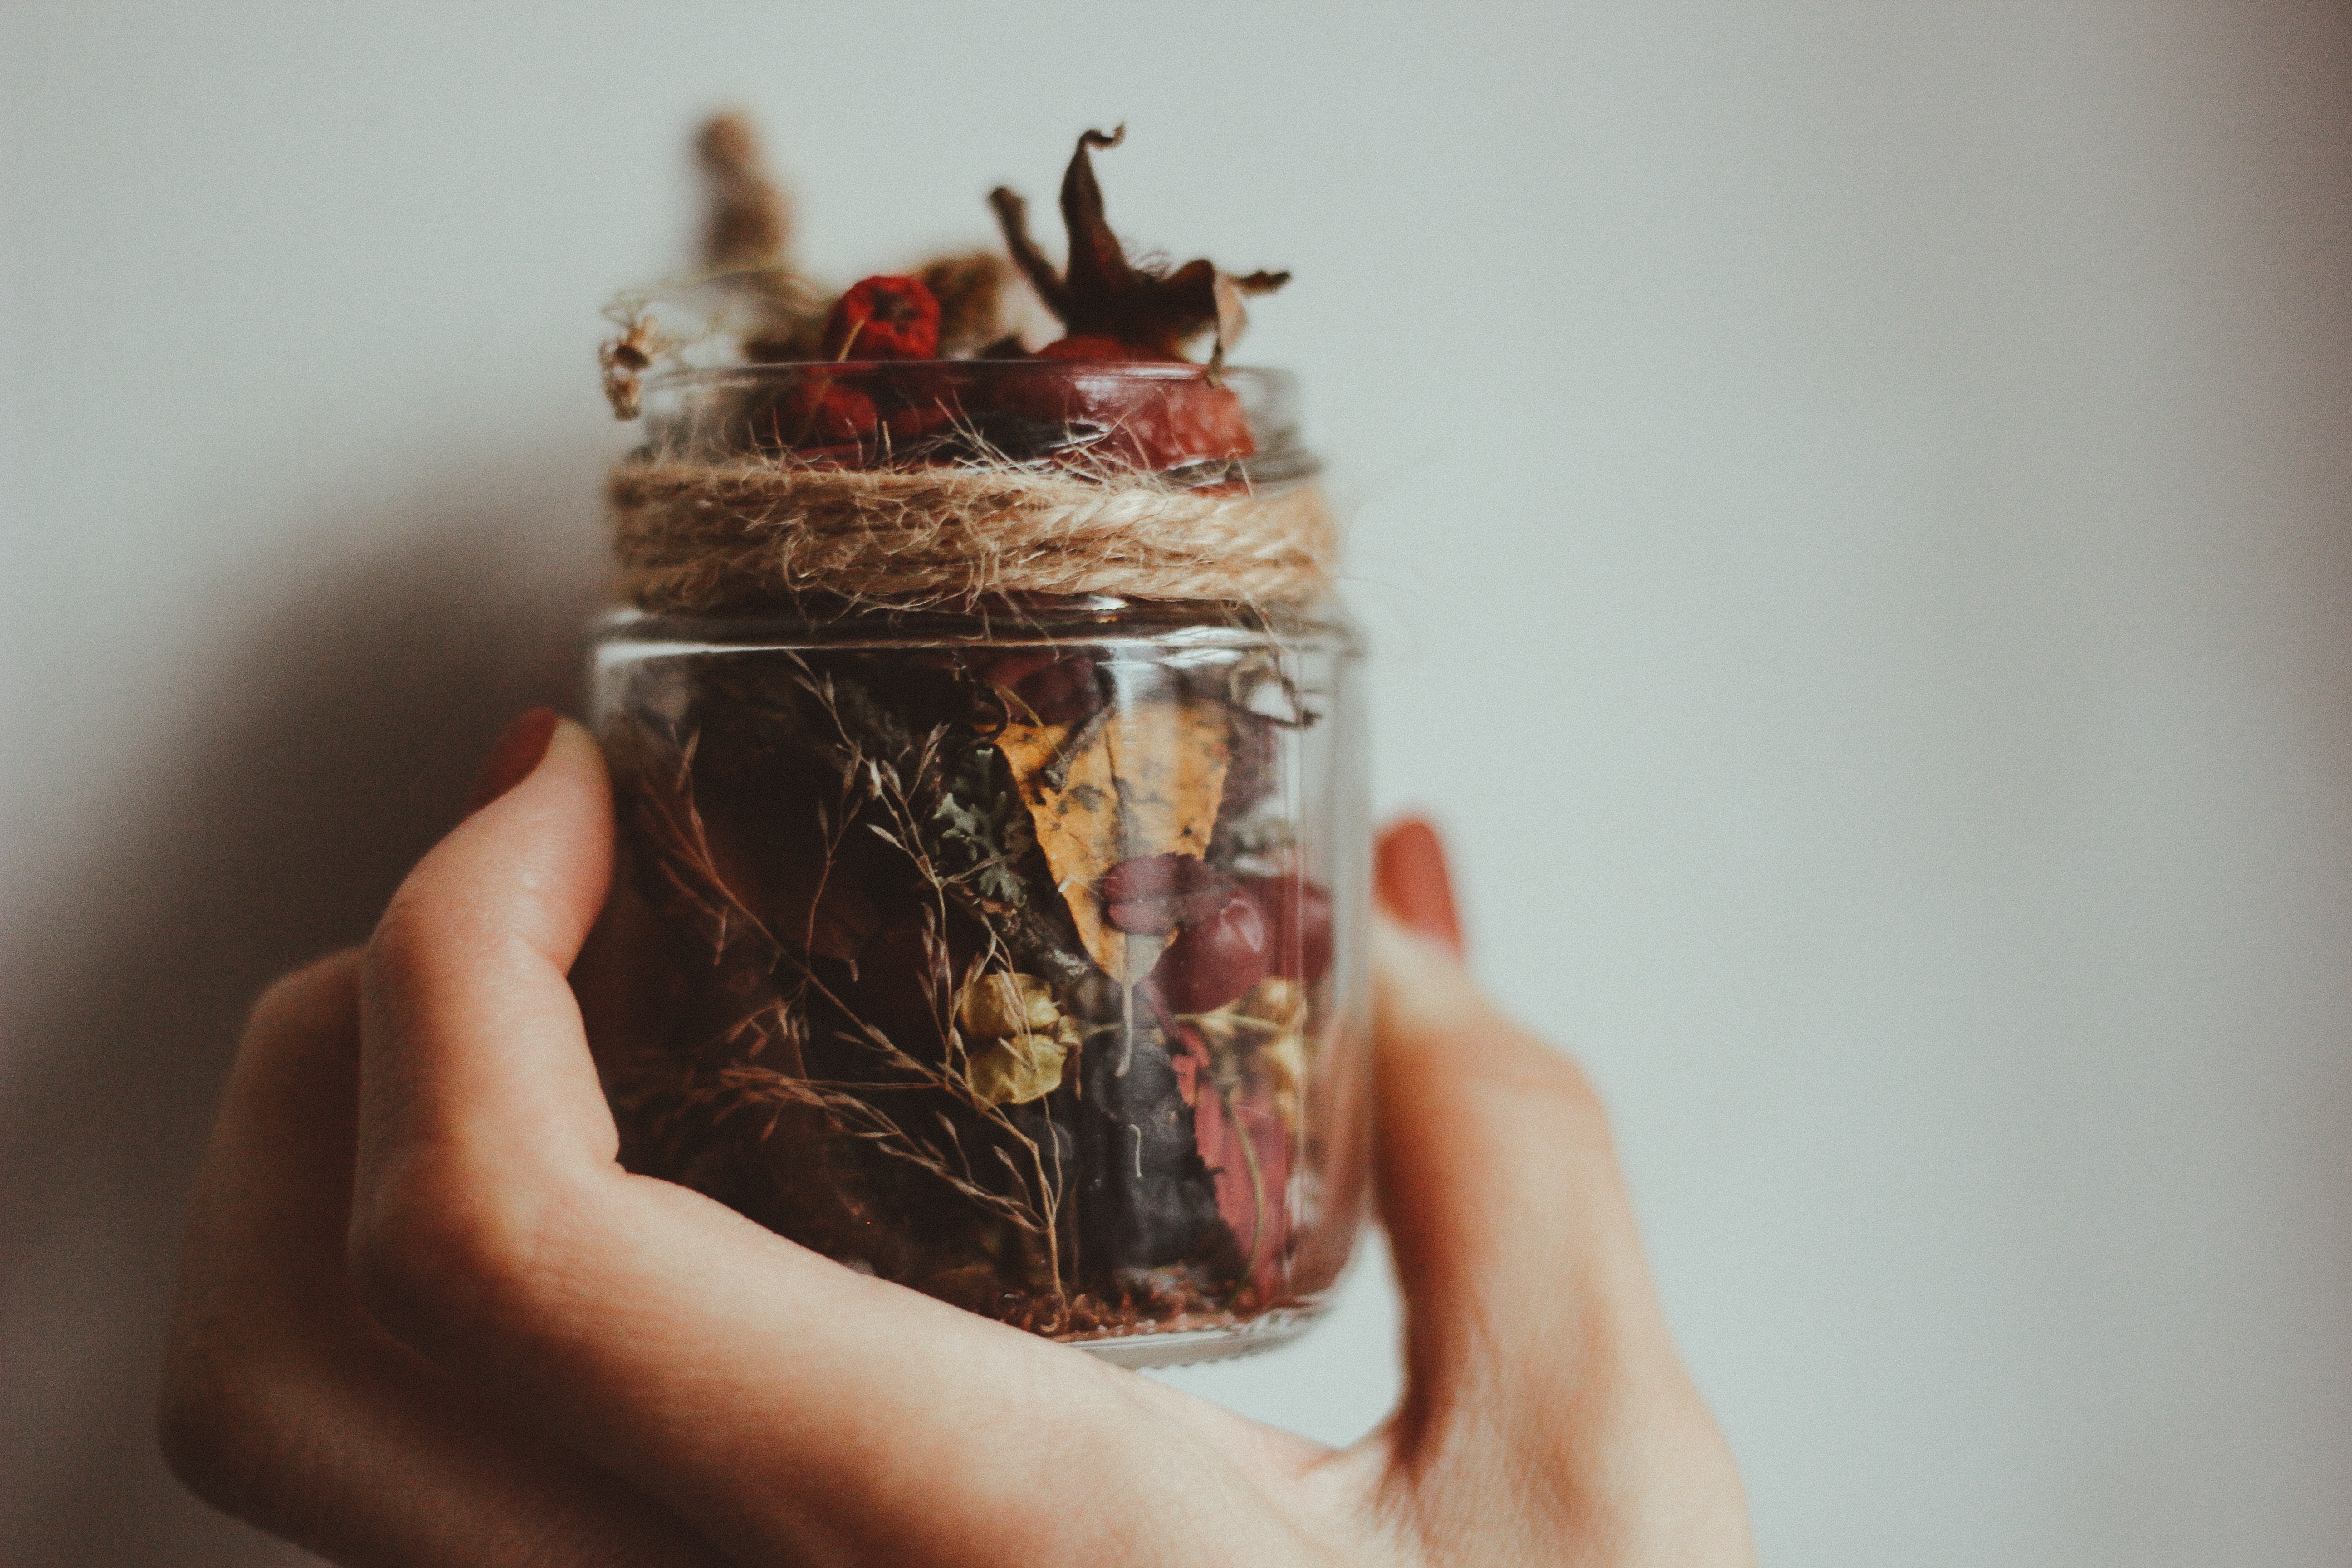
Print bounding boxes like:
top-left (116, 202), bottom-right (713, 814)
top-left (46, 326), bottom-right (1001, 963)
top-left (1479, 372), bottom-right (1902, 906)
top-left (989, 127), bottom-right (1289, 362)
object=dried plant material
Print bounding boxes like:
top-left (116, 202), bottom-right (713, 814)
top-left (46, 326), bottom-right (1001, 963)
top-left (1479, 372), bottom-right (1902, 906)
top-left (959, 973), bottom-right (1078, 1106)
top-left (999, 696), bottom-right (1229, 984)
top-left (989, 128), bottom-right (1290, 362)
top-left (919, 250), bottom-right (1013, 358)
top-left (958, 971), bottom-right (1061, 1036)
top-left (598, 312), bottom-right (674, 419)
top-left (1106, 698), bottom-right (1230, 864)
top-left (698, 110), bottom-right (788, 272)
top-left (1009, 712), bottom-right (1134, 979)
top-left (969, 1019), bottom-right (1079, 1106)
top-left (1189, 976), bottom-right (1311, 1135)
top-left (689, 111), bottom-right (834, 362)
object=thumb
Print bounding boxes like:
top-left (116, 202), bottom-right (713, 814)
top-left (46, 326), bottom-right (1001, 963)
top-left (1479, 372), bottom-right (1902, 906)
top-left (1368, 823), bottom-right (1722, 1514)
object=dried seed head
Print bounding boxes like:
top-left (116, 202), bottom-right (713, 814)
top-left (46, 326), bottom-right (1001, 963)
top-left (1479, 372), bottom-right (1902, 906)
top-left (598, 313), bottom-right (673, 420)
top-left (918, 250), bottom-right (1013, 358)
top-left (697, 110), bottom-right (787, 273)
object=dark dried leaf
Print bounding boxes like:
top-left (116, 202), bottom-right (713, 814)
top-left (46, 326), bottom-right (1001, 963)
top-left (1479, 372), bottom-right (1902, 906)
top-left (989, 128), bottom-right (1290, 362)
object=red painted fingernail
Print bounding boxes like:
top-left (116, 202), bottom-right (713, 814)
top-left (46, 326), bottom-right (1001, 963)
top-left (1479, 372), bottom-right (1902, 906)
top-left (464, 707), bottom-right (559, 816)
top-left (1375, 817), bottom-right (1465, 957)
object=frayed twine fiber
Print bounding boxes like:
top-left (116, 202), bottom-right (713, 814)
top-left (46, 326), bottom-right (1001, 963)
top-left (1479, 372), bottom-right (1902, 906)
top-left (609, 458), bottom-right (1338, 612)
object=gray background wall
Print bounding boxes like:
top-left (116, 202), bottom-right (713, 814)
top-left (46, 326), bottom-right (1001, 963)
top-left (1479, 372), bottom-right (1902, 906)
top-left (5, 3), bottom-right (2348, 1563)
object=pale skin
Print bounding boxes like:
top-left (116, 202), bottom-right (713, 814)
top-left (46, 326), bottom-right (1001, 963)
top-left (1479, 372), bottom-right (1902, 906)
top-left (159, 715), bottom-right (1755, 1567)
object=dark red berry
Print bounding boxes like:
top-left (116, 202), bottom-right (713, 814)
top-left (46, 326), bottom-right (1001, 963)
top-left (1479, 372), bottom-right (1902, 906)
top-left (1241, 874), bottom-right (1334, 985)
top-left (821, 275), bottom-right (943, 360)
top-left (1147, 892), bottom-right (1269, 1013)
top-left (775, 380), bottom-right (878, 442)
top-left (1102, 853), bottom-right (1230, 935)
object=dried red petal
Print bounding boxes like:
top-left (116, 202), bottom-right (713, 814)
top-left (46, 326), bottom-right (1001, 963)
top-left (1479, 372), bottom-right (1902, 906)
top-left (988, 130), bottom-right (1289, 363)
top-left (1181, 1027), bottom-right (1292, 1300)
top-left (821, 274), bottom-right (942, 360)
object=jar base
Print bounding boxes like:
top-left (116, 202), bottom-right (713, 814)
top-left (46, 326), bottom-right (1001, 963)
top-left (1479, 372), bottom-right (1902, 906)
top-left (1063, 1303), bottom-right (1328, 1369)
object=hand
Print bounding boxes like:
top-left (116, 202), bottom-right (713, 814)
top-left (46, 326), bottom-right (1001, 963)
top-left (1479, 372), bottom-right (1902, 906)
top-left (160, 712), bottom-right (1754, 1567)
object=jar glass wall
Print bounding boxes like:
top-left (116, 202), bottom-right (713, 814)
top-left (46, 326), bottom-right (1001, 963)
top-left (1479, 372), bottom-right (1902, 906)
top-left (590, 594), bottom-right (1369, 1367)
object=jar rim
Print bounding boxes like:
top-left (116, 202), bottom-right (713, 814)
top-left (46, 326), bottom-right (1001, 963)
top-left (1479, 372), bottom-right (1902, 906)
top-left (632, 360), bottom-right (1315, 487)
top-left (641, 360), bottom-right (1294, 394)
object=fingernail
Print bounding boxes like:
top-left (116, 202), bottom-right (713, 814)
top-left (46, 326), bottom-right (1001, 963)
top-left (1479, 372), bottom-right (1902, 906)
top-left (464, 707), bottom-right (559, 816)
top-left (1375, 817), bottom-right (1465, 957)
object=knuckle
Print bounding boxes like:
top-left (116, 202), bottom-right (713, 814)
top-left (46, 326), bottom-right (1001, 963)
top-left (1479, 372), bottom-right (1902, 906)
top-left (244, 948), bottom-right (362, 1037)
top-left (157, 1327), bottom-right (284, 1523)
top-left (347, 1166), bottom-right (490, 1335)
top-left (347, 1159), bottom-right (559, 1349)
top-left (362, 892), bottom-right (438, 997)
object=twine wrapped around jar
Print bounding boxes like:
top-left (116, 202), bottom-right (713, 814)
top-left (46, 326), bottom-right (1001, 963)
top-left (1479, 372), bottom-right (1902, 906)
top-left (608, 458), bottom-right (1339, 612)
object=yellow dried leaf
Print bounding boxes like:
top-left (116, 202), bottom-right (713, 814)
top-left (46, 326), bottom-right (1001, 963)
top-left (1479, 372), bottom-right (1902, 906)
top-left (1000, 698), bottom-right (1230, 983)
top-left (956, 972), bottom-right (1059, 1037)
top-left (992, 718), bottom-right (1068, 792)
top-left (969, 1030), bottom-right (1068, 1105)
top-left (1105, 699), bottom-right (1230, 864)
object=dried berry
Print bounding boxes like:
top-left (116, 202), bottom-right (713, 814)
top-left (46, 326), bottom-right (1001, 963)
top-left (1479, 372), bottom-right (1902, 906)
top-left (821, 274), bottom-right (943, 360)
top-left (773, 378), bottom-right (878, 443)
top-left (1241, 875), bottom-right (1335, 985)
top-left (1036, 334), bottom-right (1168, 362)
top-left (1103, 853), bottom-right (1232, 935)
top-left (1149, 891), bottom-right (1272, 1014)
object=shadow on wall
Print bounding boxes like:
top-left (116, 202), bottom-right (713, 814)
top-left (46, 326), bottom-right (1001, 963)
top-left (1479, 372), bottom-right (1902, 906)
top-left (0, 455), bottom-right (610, 1567)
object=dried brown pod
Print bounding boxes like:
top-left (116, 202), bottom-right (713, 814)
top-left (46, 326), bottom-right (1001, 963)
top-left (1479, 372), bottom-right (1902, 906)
top-left (989, 127), bottom-right (1289, 367)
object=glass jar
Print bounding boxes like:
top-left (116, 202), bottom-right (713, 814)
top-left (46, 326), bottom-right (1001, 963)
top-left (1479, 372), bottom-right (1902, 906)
top-left (587, 362), bottom-right (1368, 1367)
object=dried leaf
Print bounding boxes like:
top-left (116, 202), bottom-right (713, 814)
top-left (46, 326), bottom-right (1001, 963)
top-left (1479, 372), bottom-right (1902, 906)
top-left (1000, 697), bottom-right (1230, 983)
top-left (969, 1028), bottom-right (1069, 1106)
top-left (988, 128), bottom-right (1290, 362)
